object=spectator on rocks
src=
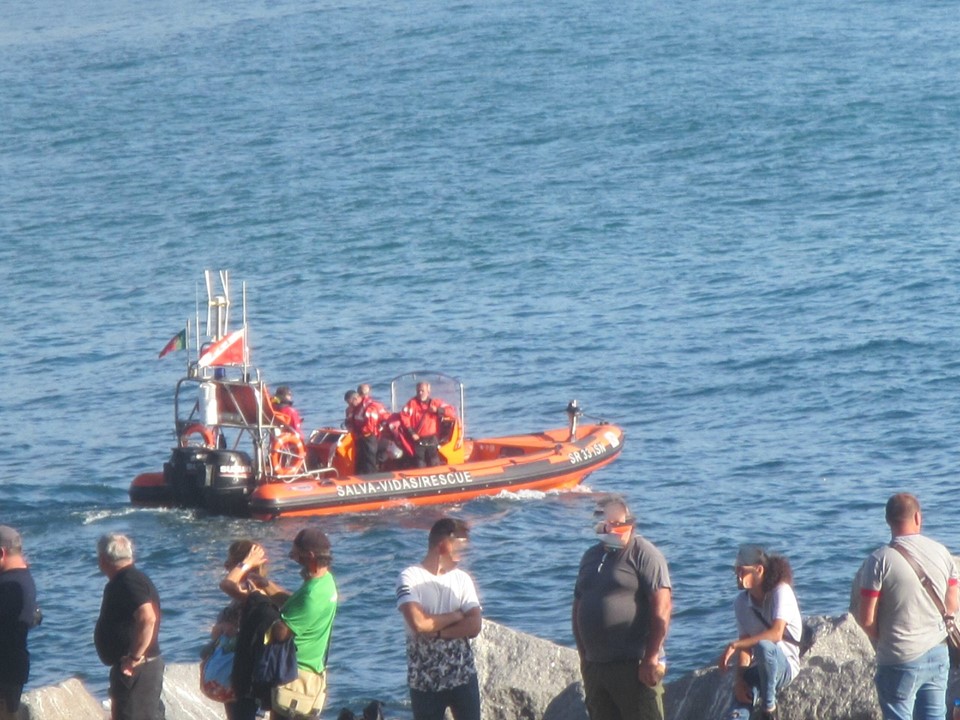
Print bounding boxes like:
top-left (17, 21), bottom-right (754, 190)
top-left (856, 492), bottom-right (959, 720)
top-left (396, 518), bottom-right (483, 720)
top-left (0, 526), bottom-right (39, 720)
top-left (94, 533), bottom-right (165, 720)
top-left (211, 540), bottom-right (284, 720)
top-left (270, 529), bottom-right (338, 718)
top-left (572, 495), bottom-right (672, 720)
top-left (718, 545), bottom-right (803, 720)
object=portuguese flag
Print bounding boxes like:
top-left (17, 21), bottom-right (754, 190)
top-left (158, 328), bottom-right (187, 359)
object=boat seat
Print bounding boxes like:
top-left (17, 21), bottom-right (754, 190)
top-left (215, 383), bottom-right (287, 429)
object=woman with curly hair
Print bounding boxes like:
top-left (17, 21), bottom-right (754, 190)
top-left (718, 545), bottom-right (803, 720)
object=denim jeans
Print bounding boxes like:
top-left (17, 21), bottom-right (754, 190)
top-left (741, 640), bottom-right (791, 712)
top-left (409, 675), bottom-right (480, 720)
top-left (875, 643), bottom-right (949, 720)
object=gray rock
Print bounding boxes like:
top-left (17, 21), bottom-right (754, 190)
top-left (19, 662), bottom-right (224, 720)
top-left (20, 678), bottom-right (107, 720)
top-left (475, 615), bottom-right (890, 720)
top-left (159, 662), bottom-right (229, 720)
top-left (473, 619), bottom-right (586, 720)
top-left (667, 615), bottom-right (882, 720)
top-left (15, 615), bottom-right (958, 720)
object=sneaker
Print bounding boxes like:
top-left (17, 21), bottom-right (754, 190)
top-left (755, 708), bottom-right (778, 720)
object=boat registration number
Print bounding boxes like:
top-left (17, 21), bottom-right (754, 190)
top-left (569, 442), bottom-right (605, 464)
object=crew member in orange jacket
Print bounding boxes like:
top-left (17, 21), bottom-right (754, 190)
top-left (344, 390), bottom-right (385, 474)
top-left (273, 386), bottom-right (304, 436)
top-left (400, 382), bottom-right (450, 468)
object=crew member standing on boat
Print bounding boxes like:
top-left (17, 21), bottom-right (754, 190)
top-left (273, 386), bottom-right (303, 436)
top-left (401, 382), bottom-right (450, 469)
top-left (344, 390), bottom-right (385, 474)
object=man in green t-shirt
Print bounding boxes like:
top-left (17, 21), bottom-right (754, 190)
top-left (273, 528), bottom-right (338, 717)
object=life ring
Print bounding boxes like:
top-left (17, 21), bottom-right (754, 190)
top-left (179, 423), bottom-right (217, 448)
top-left (270, 432), bottom-right (305, 477)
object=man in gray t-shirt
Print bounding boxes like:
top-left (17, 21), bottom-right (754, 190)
top-left (857, 493), bottom-right (959, 720)
top-left (572, 496), bottom-right (672, 720)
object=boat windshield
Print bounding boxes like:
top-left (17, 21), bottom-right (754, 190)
top-left (389, 371), bottom-right (464, 425)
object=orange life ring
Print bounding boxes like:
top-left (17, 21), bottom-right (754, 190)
top-left (179, 423), bottom-right (217, 448)
top-left (270, 432), bottom-right (305, 477)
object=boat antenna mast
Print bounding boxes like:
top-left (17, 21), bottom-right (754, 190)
top-left (205, 269), bottom-right (231, 341)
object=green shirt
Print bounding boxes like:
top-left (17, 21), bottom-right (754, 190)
top-left (281, 572), bottom-right (338, 673)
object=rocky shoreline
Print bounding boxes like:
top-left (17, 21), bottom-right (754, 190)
top-left (17, 615), bottom-right (960, 720)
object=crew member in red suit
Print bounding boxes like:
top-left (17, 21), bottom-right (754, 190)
top-left (344, 390), bottom-right (384, 474)
top-left (400, 382), bottom-right (450, 468)
top-left (273, 386), bottom-right (304, 436)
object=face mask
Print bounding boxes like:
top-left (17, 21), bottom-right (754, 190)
top-left (595, 522), bottom-right (632, 549)
top-left (598, 533), bottom-right (626, 549)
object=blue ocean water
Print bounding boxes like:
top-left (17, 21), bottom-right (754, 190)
top-left (2, 0), bottom-right (960, 715)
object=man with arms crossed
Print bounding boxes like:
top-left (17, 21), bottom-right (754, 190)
top-left (396, 518), bottom-right (482, 720)
top-left (0, 526), bottom-right (39, 720)
top-left (573, 495), bottom-right (672, 720)
top-left (95, 533), bottom-right (165, 720)
top-left (857, 492), bottom-right (959, 720)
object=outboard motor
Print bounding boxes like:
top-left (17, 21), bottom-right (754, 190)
top-left (164, 446), bottom-right (210, 507)
top-left (204, 449), bottom-right (254, 515)
top-left (566, 399), bottom-right (582, 441)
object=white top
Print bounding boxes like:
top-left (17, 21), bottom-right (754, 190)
top-left (395, 564), bottom-right (482, 692)
top-left (734, 583), bottom-right (802, 680)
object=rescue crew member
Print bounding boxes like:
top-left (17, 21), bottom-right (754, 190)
top-left (344, 390), bottom-right (385, 475)
top-left (400, 382), bottom-right (451, 469)
top-left (273, 386), bottom-right (304, 436)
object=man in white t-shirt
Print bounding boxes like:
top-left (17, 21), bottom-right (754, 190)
top-left (718, 545), bottom-right (803, 720)
top-left (396, 518), bottom-right (482, 720)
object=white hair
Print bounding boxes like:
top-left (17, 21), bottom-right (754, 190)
top-left (97, 533), bottom-right (134, 564)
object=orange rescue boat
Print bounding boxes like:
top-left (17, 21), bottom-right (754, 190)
top-left (129, 272), bottom-right (624, 519)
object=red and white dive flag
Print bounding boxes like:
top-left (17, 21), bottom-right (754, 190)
top-left (158, 329), bottom-right (187, 359)
top-left (198, 328), bottom-right (247, 367)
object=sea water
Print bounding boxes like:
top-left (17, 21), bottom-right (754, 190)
top-left (1, 0), bottom-right (959, 715)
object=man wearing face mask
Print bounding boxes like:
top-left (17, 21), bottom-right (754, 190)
top-left (572, 495), bottom-right (672, 720)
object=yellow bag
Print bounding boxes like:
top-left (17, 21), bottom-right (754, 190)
top-left (272, 667), bottom-right (327, 718)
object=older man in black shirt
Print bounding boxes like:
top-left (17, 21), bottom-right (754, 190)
top-left (94, 533), bottom-right (165, 720)
top-left (0, 526), bottom-right (39, 720)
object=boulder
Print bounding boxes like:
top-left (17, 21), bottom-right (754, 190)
top-left (666, 614), bottom-right (882, 720)
top-left (159, 662), bottom-right (228, 720)
top-left (15, 616), bottom-right (959, 720)
top-left (473, 619), bottom-right (586, 720)
top-left (19, 663), bottom-right (224, 720)
top-left (20, 678), bottom-right (107, 720)
top-left (474, 615), bottom-right (893, 720)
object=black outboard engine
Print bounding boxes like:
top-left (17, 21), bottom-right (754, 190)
top-left (203, 449), bottom-right (255, 514)
top-left (164, 446), bottom-right (210, 508)
top-left (163, 447), bottom-right (254, 515)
